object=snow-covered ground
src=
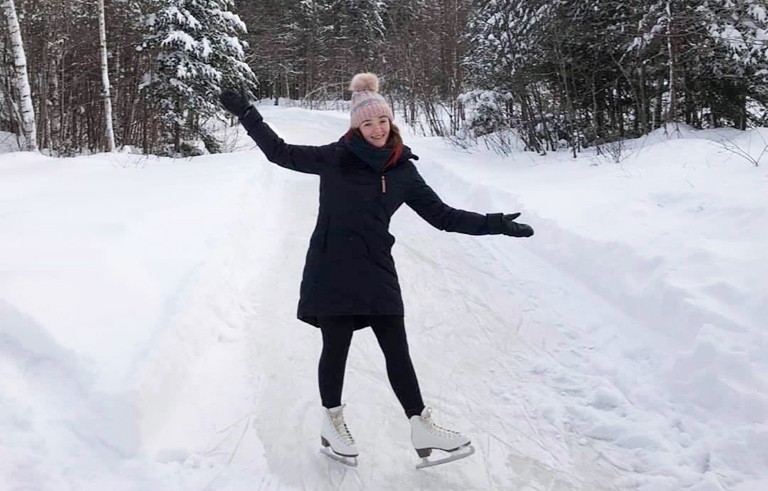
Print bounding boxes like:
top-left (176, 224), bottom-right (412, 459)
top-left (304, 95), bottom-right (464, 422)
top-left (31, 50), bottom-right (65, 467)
top-left (0, 130), bottom-right (21, 154)
top-left (1, 106), bottom-right (766, 490)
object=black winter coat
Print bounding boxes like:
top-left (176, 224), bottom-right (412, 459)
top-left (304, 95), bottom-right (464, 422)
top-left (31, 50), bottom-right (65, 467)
top-left (240, 107), bottom-right (505, 329)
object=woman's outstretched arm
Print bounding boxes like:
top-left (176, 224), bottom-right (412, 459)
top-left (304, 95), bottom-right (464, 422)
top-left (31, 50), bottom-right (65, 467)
top-left (405, 165), bottom-right (533, 237)
top-left (221, 89), bottom-right (336, 175)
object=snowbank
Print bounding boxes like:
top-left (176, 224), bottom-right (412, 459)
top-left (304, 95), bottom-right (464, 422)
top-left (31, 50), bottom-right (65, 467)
top-left (1, 106), bottom-right (766, 490)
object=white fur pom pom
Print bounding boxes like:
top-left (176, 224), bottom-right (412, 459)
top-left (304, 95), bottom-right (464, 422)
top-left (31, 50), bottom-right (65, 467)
top-left (349, 73), bottom-right (380, 93)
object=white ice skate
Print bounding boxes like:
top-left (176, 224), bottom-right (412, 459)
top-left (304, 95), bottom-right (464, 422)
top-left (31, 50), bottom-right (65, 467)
top-left (320, 405), bottom-right (359, 467)
top-left (409, 407), bottom-right (474, 469)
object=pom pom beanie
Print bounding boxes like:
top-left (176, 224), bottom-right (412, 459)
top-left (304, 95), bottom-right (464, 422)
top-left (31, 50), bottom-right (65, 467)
top-left (349, 73), bottom-right (394, 129)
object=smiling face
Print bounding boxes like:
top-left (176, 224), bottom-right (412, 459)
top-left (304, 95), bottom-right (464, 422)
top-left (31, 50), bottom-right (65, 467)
top-left (359, 116), bottom-right (391, 148)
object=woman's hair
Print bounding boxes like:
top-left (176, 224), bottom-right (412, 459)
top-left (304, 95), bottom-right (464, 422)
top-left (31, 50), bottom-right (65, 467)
top-left (386, 123), bottom-right (403, 150)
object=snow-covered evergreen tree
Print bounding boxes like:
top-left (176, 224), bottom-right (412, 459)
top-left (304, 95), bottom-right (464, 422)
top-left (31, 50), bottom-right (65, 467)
top-left (701, 0), bottom-right (768, 126)
top-left (465, 0), bottom-right (552, 89)
top-left (632, 0), bottom-right (768, 128)
top-left (330, 0), bottom-right (385, 69)
top-left (142, 0), bottom-right (255, 154)
top-left (462, 0), bottom-right (768, 148)
top-left (236, 0), bottom-right (301, 101)
top-left (701, 0), bottom-right (768, 104)
top-left (703, 0), bottom-right (768, 80)
top-left (295, 0), bottom-right (335, 99)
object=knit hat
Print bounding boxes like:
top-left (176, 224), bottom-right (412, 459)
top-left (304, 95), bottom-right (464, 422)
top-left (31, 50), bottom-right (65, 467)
top-left (349, 73), bottom-right (394, 129)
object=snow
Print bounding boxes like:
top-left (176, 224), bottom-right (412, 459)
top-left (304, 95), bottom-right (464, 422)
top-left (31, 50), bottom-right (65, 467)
top-left (1, 105), bottom-right (767, 490)
top-left (214, 9), bottom-right (248, 33)
top-left (0, 130), bottom-right (21, 153)
top-left (224, 35), bottom-right (246, 58)
top-left (162, 30), bottom-right (198, 52)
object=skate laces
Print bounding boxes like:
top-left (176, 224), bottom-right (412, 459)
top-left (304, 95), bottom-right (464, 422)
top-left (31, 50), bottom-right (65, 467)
top-left (422, 408), bottom-right (461, 438)
top-left (330, 406), bottom-right (355, 444)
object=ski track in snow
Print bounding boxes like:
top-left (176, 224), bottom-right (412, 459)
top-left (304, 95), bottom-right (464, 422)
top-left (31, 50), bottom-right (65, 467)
top-left (2, 106), bottom-right (766, 490)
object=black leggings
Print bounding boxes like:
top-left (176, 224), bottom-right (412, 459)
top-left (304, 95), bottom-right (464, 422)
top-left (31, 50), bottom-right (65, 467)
top-left (318, 315), bottom-right (425, 418)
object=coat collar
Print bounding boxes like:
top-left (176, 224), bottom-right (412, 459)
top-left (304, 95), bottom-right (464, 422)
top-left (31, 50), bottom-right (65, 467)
top-left (342, 133), bottom-right (418, 172)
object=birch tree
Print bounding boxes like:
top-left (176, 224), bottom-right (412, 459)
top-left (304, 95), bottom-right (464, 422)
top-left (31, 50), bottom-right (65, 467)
top-left (98, 0), bottom-right (116, 151)
top-left (3, 0), bottom-right (37, 151)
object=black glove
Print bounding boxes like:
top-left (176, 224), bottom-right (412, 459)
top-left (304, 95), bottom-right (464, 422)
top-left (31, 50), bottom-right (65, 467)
top-left (219, 88), bottom-right (251, 117)
top-left (501, 212), bottom-right (534, 237)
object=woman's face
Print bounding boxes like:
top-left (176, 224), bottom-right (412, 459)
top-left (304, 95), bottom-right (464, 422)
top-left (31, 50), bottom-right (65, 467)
top-left (360, 116), bottom-right (391, 148)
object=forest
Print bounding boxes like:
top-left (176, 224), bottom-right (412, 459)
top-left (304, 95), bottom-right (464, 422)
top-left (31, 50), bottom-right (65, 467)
top-left (2, 0), bottom-right (767, 157)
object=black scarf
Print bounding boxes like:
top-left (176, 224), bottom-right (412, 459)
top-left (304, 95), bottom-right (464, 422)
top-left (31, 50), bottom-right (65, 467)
top-left (344, 132), bottom-right (397, 173)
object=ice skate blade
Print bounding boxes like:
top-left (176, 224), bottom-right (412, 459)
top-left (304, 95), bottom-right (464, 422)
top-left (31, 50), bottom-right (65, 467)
top-left (320, 447), bottom-right (359, 467)
top-left (415, 444), bottom-right (475, 469)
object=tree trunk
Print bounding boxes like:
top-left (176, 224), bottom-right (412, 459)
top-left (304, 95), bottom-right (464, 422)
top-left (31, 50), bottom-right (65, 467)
top-left (3, 0), bottom-right (37, 151)
top-left (665, 0), bottom-right (677, 125)
top-left (638, 62), bottom-right (648, 133)
top-left (97, 0), bottom-right (115, 151)
top-left (39, 39), bottom-right (50, 150)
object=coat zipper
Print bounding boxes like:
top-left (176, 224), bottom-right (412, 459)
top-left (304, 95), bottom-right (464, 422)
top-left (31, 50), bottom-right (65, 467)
top-left (381, 175), bottom-right (387, 194)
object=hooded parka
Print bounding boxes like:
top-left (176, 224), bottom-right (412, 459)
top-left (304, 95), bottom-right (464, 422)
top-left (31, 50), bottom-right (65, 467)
top-left (239, 107), bottom-right (505, 329)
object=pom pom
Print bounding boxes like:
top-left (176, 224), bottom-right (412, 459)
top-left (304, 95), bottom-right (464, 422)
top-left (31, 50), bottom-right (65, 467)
top-left (349, 73), bottom-right (380, 93)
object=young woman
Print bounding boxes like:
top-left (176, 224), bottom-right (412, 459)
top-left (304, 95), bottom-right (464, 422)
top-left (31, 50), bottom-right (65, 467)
top-left (219, 73), bottom-right (534, 467)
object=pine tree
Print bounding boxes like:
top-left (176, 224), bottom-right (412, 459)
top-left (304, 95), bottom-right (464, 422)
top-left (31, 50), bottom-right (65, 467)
top-left (143, 0), bottom-right (255, 154)
top-left (631, 0), bottom-right (768, 129)
top-left (464, 0), bottom-right (562, 151)
top-left (236, 0), bottom-right (301, 101)
top-left (463, 0), bottom-right (768, 152)
top-left (338, 0), bottom-right (385, 69)
top-left (701, 0), bottom-right (768, 126)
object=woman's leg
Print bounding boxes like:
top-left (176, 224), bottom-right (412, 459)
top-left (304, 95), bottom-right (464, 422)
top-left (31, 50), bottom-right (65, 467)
top-left (318, 316), bottom-right (355, 409)
top-left (370, 316), bottom-right (425, 418)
